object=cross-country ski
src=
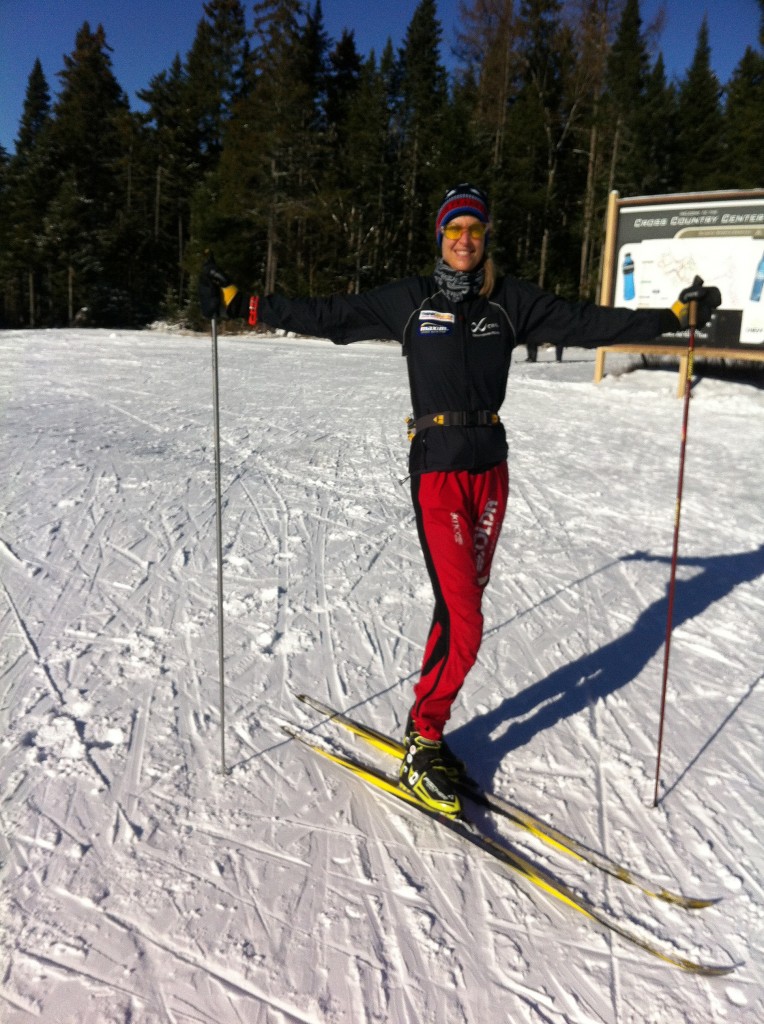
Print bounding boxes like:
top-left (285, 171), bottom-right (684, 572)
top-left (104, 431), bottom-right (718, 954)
top-left (295, 692), bottom-right (719, 909)
top-left (285, 721), bottom-right (733, 975)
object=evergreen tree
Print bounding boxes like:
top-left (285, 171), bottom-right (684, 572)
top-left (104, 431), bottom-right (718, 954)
top-left (603, 0), bottom-right (651, 196)
top-left (140, 3), bottom-right (248, 313)
top-left (639, 54), bottom-right (679, 194)
top-left (499, 0), bottom-right (581, 288)
top-left (723, 45), bottom-right (764, 188)
top-left (320, 30), bottom-right (370, 288)
top-left (334, 51), bottom-right (397, 288)
top-left (184, 0), bottom-right (249, 164)
top-left (138, 56), bottom-right (200, 311)
top-left (2, 59), bottom-right (54, 325)
top-left (202, 0), bottom-right (319, 294)
top-left (397, 0), bottom-right (450, 272)
top-left (303, 1), bottom-right (332, 130)
top-left (15, 59), bottom-right (52, 156)
top-left (454, 0), bottom-right (519, 177)
top-left (325, 29), bottom-right (362, 144)
top-left (43, 23), bottom-right (139, 324)
top-left (375, 40), bottom-right (411, 274)
top-left (0, 147), bottom-right (11, 324)
top-left (675, 18), bottom-right (725, 191)
top-left (569, 0), bottom-right (618, 298)
top-left (294, 0), bottom-right (336, 289)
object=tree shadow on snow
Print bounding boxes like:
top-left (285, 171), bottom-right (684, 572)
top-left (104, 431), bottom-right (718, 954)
top-left (448, 543), bottom-right (764, 790)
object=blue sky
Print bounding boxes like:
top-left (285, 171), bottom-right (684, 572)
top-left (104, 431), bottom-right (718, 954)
top-left (0, 0), bottom-right (761, 154)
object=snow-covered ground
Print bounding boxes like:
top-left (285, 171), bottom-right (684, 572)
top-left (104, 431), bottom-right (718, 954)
top-left (1, 327), bottom-right (762, 1023)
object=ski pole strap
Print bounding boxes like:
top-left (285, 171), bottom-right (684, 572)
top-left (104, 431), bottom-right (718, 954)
top-left (407, 410), bottom-right (501, 440)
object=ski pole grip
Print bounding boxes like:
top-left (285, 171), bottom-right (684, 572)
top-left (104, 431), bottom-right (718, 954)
top-left (680, 275), bottom-right (704, 329)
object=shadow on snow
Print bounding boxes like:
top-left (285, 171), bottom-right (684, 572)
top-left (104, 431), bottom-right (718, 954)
top-left (448, 543), bottom-right (764, 793)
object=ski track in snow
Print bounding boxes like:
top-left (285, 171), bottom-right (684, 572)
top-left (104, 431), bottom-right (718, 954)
top-left (1, 328), bottom-right (762, 1023)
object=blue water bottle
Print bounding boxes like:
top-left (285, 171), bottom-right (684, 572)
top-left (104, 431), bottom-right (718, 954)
top-left (751, 251), bottom-right (764, 301)
top-left (623, 253), bottom-right (635, 301)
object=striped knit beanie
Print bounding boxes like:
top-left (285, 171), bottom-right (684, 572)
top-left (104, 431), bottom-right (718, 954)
top-left (435, 183), bottom-right (490, 246)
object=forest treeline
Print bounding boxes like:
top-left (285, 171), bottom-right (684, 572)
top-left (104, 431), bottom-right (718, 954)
top-left (1, 0), bottom-right (762, 329)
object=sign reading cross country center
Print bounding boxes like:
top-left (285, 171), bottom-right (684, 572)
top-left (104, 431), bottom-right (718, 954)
top-left (601, 190), bottom-right (764, 348)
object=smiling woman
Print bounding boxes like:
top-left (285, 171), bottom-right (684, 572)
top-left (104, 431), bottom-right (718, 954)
top-left (198, 181), bottom-right (720, 817)
top-left (441, 218), bottom-right (486, 272)
top-left (435, 184), bottom-right (493, 279)
top-left (427, 184), bottom-right (499, 303)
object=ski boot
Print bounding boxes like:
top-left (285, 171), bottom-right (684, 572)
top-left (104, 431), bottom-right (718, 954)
top-left (404, 714), bottom-right (474, 784)
top-left (399, 725), bottom-right (461, 817)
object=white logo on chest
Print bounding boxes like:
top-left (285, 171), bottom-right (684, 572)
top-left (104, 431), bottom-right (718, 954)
top-left (471, 317), bottom-right (500, 337)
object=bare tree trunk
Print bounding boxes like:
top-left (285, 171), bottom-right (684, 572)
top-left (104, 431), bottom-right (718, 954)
top-left (493, 23), bottom-right (513, 169)
top-left (28, 270), bottom-right (35, 328)
top-left (178, 214), bottom-right (184, 305)
top-left (539, 228), bottom-right (549, 289)
top-left (579, 122), bottom-right (598, 298)
top-left (354, 208), bottom-right (363, 294)
top-left (607, 116), bottom-right (621, 196)
top-left (155, 165), bottom-right (162, 241)
top-left (266, 207), bottom-right (277, 294)
top-left (68, 265), bottom-right (74, 325)
top-left (539, 156), bottom-right (557, 289)
top-left (265, 159), bottom-right (279, 293)
top-left (405, 131), bottom-right (419, 270)
top-left (127, 140), bottom-right (133, 213)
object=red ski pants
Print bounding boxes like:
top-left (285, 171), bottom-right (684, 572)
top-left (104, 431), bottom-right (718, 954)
top-left (410, 463), bottom-right (509, 740)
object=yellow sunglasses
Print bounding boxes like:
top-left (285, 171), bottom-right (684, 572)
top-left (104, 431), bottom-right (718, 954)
top-left (442, 222), bottom-right (487, 240)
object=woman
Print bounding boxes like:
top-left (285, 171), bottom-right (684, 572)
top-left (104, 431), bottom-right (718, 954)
top-left (200, 183), bottom-right (720, 816)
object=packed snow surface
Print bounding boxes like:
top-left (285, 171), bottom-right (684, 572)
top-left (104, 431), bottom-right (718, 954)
top-left (1, 328), bottom-right (762, 1023)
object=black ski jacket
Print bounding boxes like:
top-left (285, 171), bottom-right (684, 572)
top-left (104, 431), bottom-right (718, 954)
top-left (259, 273), bottom-right (678, 475)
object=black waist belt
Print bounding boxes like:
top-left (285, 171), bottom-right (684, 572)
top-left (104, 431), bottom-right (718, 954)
top-left (409, 410), bottom-right (501, 437)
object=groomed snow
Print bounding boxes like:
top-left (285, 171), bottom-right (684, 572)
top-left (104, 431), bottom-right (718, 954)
top-left (1, 327), bottom-right (762, 1023)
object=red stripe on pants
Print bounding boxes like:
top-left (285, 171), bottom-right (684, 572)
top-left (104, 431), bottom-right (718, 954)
top-left (410, 463), bottom-right (509, 739)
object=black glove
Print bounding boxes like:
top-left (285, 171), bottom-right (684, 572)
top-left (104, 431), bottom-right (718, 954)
top-left (671, 276), bottom-right (722, 330)
top-left (198, 253), bottom-right (248, 319)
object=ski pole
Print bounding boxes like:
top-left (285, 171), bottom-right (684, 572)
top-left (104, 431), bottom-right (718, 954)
top-left (652, 281), bottom-right (701, 807)
top-left (210, 313), bottom-right (227, 775)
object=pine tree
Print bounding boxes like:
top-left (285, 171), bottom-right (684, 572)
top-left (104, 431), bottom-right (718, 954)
top-left (325, 29), bottom-right (363, 146)
top-left (303, 1), bottom-right (332, 130)
top-left (374, 40), bottom-right (410, 275)
top-left (603, 0), bottom-right (651, 196)
top-left (320, 29), bottom-right (369, 288)
top-left (0, 147), bottom-right (11, 325)
top-left (397, 0), bottom-right (450, 272)
top-left (138, 56), bottom-right (199, 311)
top-left (498, 0), bottom-right (582, 288)
top-left (675, 18), bottom-right (725, 191)
top-left (139, 3), bottom-right (249, 314)
top-left (333, 50), bottom-right (396, 288)
top-left (454, 0), bottom-right (520, 176)
top-left (2, 59), bottom-right (54, 325)
top-left (42, 23), bottom-right (137, 324)
top-left (201, 0), bottom-right (319, 294)
top-left (293, 0), bottom-right (336, 290)
top-left (15, 59), bottom-right (52, 156)
top-left (639, 54), bottom-right (679, 194)
top-left (184, 0), bottom-right (249, 163)
top-left (723, 45), bottom-right (764, 188)
top-left (570, 0), bottom-right (617, 298)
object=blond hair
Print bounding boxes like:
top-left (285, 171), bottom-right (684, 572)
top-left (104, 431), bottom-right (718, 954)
top-left (480, 256), bottom-right (497, 297)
